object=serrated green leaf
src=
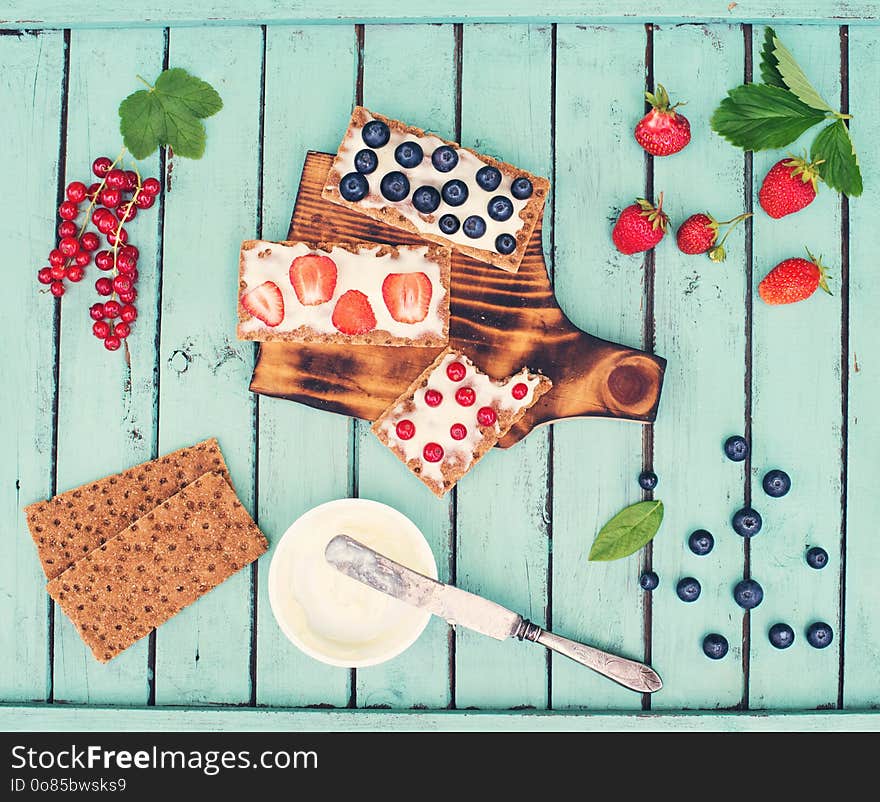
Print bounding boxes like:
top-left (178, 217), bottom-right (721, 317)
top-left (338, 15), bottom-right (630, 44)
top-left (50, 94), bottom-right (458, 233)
top-left (588, 501), bottom-right (664, 562)
top-left (710, 83), bottom-right (826, 151)
top-left (772, 34), bottom-right (835, 113)
top-left (760, 26), bottom-right (786, 88)
top-left (811, 119), bottom-right (863, 197)
top-left (118, 90), bottom-right (166, 160)
top-left (156, 96), bottom-right (207, 158)
top-left (154, 68), bottom-right (223, 119)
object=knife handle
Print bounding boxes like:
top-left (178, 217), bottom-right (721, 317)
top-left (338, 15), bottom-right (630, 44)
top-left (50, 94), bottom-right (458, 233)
top-left (514, 620), bottom-right (663, 694)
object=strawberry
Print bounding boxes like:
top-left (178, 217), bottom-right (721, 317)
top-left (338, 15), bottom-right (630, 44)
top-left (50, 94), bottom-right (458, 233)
top-left (758, 156), bottom-right (823, 219)
top-left (612, 194), bottom-right (669, 255)
top-left (332, 289), bottom-right (376, 334)
top-left (289, 254), bottom-right (337, 306)
top-left (241, 281), bottom-right (284, 327)
top-left (758, 249), bottom-right (832, 305)
top-left (676, 211), bottom-right (752, 262)
top-left (634, 84), bottom-right (691, 157)
top-left (382, 272), bottom-right (432, 324)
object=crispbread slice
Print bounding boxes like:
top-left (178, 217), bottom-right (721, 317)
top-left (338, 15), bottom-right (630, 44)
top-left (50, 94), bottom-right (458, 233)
top-left (47, 471), bottom-right (268, 663)
top-left (25, 438), bottom-right (231, 580)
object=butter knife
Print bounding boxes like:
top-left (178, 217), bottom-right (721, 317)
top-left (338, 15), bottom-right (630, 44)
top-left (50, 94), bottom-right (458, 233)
top-left (325, 534), bottom-right (662, 694)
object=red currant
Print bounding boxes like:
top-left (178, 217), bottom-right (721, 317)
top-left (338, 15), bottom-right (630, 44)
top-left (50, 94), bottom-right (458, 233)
top-left (446, 361), bottom-right (466, 382)
top-left (50, 265), bottom-right (67, 281)
top-left (92, 206), bottom-right (113, 223)
top-left (106, 228), bottom-right (128, 246)
top-left (92, 156), bottom-right (113, 177)
top-left (423, 442), bottom-right (444, 463)
top-left (58, 220), bottom-right (77, 239)
top-left (123, 170), bottom-right (138, 190)
top-left (89, 302), bottom-right (105, 321)
top-left (424, 389), bottom-right (443, 407)
top-left (116, 202), bottom-right (137, 222)
top-left (100, 188), bottom-right (121, 208)
top-left (450, 423), bottom-right (467, 440)
top-left (120, 304), bottom-right (137, 323)
top-left (96, 216), bottom-right (116, 235)
top-left (66, 181), bottom-right (87, 203)
top-left (48, 249), bottom-right (65, 267)
top-left (103, 300), bottom-right (121, 318)
top-left (67, 266), bottom-right (85, 282)
top-left (134, 191), bottom-right (155, 210)
top-left (80, 231), bottom-right (100, 251)
top-left (118, 289), bottom-right (137, 303)
top-left (58, 201), bottom-right (79, 220)
top-left (95, 277), bottom-right (113, 296)
top-left (92, 320), bottom-right (110, 338)
top-left (86, 182), bottom-right (101, 200)
top-left (120, 245), bottom-right (139, 261)
top-left (103, 335), bottom-right (121, 351)
top-left (37, 267), bottom-right (53, 284)
top-left (105, 169), bottom-right (126, 189)
top-left (511, 382), bottom-right (528, 400)
top-left (116, 253), bottom-right (136, 273)
top-left (128, 268), bottom-right (139, 282)
top-left (73, 251), bottom-right (90, 268)
top-left (477, 406), bottom-right (497, 426)
top-left (114, 321), bottom-right (131, 339)
top-left (455, 387), bottom-right (476, 407)
top-left (58, 236), bottom-right (79, 257)
top-left (95, 250), bottom-right (114, 270)
top-left (112, 275), bottom-right (132, 294)
top-left (142, 177), bottom-right (161, 195)
top-left (395, 420), bottom-right (415, 440)
top-left (50, 281), bottom-right (65, 298)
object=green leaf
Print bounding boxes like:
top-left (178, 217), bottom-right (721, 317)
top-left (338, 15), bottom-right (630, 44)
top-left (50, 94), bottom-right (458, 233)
top-left (118, 90), bottom-right (166, 160)
top-left (588, 501), bottom-right (664, 562)
top-left (811, 119), bottom-right (863, 197)
top-left (760, 26), bottom-right (786, 88)
top-left (772, 33), bottom-right (835, 113)
top-left (154, 68), bottom-right (223, 119)
top-left (710, 83), bottom-right (826, 151)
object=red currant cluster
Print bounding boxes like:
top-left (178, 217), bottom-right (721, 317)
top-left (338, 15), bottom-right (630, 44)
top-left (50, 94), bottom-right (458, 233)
top-left (37, 152), bottom-right (161, 351)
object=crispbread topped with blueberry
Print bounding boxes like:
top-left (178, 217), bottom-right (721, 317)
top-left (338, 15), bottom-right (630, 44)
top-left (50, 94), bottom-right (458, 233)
top-left (322, 107), bottom-right (549, 273)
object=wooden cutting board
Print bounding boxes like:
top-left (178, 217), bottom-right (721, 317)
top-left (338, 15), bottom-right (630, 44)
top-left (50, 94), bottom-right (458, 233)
top-left (248, 152), bottom-right (666, 448)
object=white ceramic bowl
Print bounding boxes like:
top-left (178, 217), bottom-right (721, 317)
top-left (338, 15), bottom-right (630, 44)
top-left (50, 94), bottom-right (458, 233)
top-left (268, 498), bottom-right (437, 668)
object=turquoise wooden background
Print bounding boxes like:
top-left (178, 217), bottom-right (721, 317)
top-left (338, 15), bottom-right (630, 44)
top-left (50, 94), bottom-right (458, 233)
top-left (2, 1), bottom-right (879, 730)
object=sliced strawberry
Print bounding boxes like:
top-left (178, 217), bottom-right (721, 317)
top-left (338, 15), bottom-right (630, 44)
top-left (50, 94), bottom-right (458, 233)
top-left (241, 281), bottom-right (284, 327)
top-left (289, 253), bottom-right (337, 306)
top-left (332, 290), bottom-right (376, 335)
top-left (382, 272), bottom-right (432, 324)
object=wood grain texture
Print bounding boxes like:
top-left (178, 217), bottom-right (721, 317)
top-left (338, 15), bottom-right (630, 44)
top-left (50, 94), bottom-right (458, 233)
top-left (255, 25), bottom-right (355, 708)
top-left (0, 29), bottom-right (64, 702)
top-left (354, 23), bottom-right (455, 710)
top-left (155, 26), bottom-right (262, 705)
top-left (52, 28), bottom-right (164, 705)
top-left (748, 24), bottom-right (842, 710)
top-left (650, 23), bottom-right (747, 710)
top-left (550, 23), bottom-right (648, 711)
top-left (843, 25), bottom-right (880, 710)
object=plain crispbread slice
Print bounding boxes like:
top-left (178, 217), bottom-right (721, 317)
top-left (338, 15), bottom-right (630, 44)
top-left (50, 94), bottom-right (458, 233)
top-left (25, 438), bottom-right (231, 580)
top-left (47, 471), bottom-right (268, 663)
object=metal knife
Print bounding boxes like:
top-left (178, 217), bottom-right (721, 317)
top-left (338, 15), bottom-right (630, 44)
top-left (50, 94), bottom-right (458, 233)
top-left (325, 534), bottom-right (662, 694)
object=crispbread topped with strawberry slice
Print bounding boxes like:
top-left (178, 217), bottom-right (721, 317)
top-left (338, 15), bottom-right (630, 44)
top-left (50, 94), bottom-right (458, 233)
top-left (237, 239), bottom-right (450, 346)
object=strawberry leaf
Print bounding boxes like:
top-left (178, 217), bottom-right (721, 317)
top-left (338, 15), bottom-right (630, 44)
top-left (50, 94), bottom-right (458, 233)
top-left (588, 500), bottom-right (664, 562)
top-left (710, 83), bottom-right (826, 151)
top-left (771, 33), bottom-right (835, 113)
top-left (811, 119), bottom-right (863, 197)
top-left (760, 26), bottom-right (787, 88)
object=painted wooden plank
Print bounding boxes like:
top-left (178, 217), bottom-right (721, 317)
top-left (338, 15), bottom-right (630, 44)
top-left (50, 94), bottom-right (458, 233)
top-left (255, 24), bottom-right (355, 707)
top-left (650, 23), bottom-right (747, 710)
top-left (0, 29), bottom-right (64, 702)
top-left (52, 28), bottom-right (165, 705)
top-left (155, 26), bottom-right (262, 705)
top-left (2, 704), bottom-right (878, 732)
top-left (843, 25), bottom-right (880, 710)
top-left (2, 1), bottom-right (879, 29)
top-left (749, 24), bottom-right (842, 709)
top-left (550, 23), bottom-right (647, 710)
top-left (354, 23), bottom-right (456, 710)
top-left (454, 23), bottom-right (552, 710)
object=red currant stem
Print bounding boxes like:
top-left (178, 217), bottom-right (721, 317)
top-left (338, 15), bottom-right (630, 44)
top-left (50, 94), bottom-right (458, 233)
top-left (136, 74), bottom-right (153, 90)
top-left (109, 163), bottom-right (143, 301)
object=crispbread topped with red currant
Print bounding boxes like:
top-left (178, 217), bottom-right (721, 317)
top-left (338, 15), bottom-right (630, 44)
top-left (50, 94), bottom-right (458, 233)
top-left (372, 348), bottom-right (552, 497)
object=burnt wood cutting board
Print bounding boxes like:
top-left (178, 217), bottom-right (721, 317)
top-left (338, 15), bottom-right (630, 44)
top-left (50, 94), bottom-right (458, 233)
top-left (248, 152), bottom-right (666, 448)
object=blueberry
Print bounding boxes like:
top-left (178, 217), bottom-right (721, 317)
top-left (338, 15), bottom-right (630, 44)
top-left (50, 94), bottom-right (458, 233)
top-left (438, 214), bottom-right (460, 235)
top-left (688, 529), bottom-right (715, 556)
top-left (495, 233), bottom-right (516, 255)
top-left (724, 435), bottom-right (749, 462)
top-left (431, 145), bottom-right (459, 173)
top-left (412, 185), bottom-right (441, 214)
top-left (806, 546), bottom-right (829, 570)
top-left (511, 176), bottom-right (533, 200)
top-left (475, 165), bottom-right (502, 191)
top-left (639, 571), bottom-right (659, 591)
top-left (732, 507), bottom-right (762, 538)
top-left (362, 120), bottom-right (390, 148)
top-left (394, 141), bottom-right (424, 168)
top-left (676, 577), bottom-right (701, 603)
top-left (702, 633), bottom-right (729, 660)
top-left (806, 621), bottom-right (834, 649)
top-left (380, 171), bottom-right (411, 202)
top-left (487, 195), bottom-right (514, 222)
top-left (762, 469), bottom-right (791, 498)
top-left (733, 578), bottom-right (764, 610)
top-left (638, 470), bottom-right (658, 491)
top-left (354, 148), bottom-right (378, 174)
top-left (441, 179), bottom-right (469, 207)
top-left (339, 172), bottom-right (369, 202)
top-left (768, 622), bottom-right (795, 649)
top-left (462, 215), bottom-right (486, 239)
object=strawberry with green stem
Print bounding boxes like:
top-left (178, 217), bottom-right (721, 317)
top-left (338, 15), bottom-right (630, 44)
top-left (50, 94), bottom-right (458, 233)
top-left (612, 194), bottom-right (669, 255)
top-left (634, 84), bottom-right (691, 157)
top-left (759, 155), bottom-right (824, 219)
top-left (758, 247), bottom-right (832, 306)
top-left (676, 212), bottom-right (753, 262)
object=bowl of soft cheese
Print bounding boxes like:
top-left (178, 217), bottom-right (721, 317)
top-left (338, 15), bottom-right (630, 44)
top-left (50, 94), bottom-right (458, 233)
top-left (268, 498), bottom-right (437, 667)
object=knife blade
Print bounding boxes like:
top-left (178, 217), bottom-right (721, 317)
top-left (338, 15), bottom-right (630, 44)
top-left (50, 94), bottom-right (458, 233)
top-left (325, 534), bottom-right (662, 693)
